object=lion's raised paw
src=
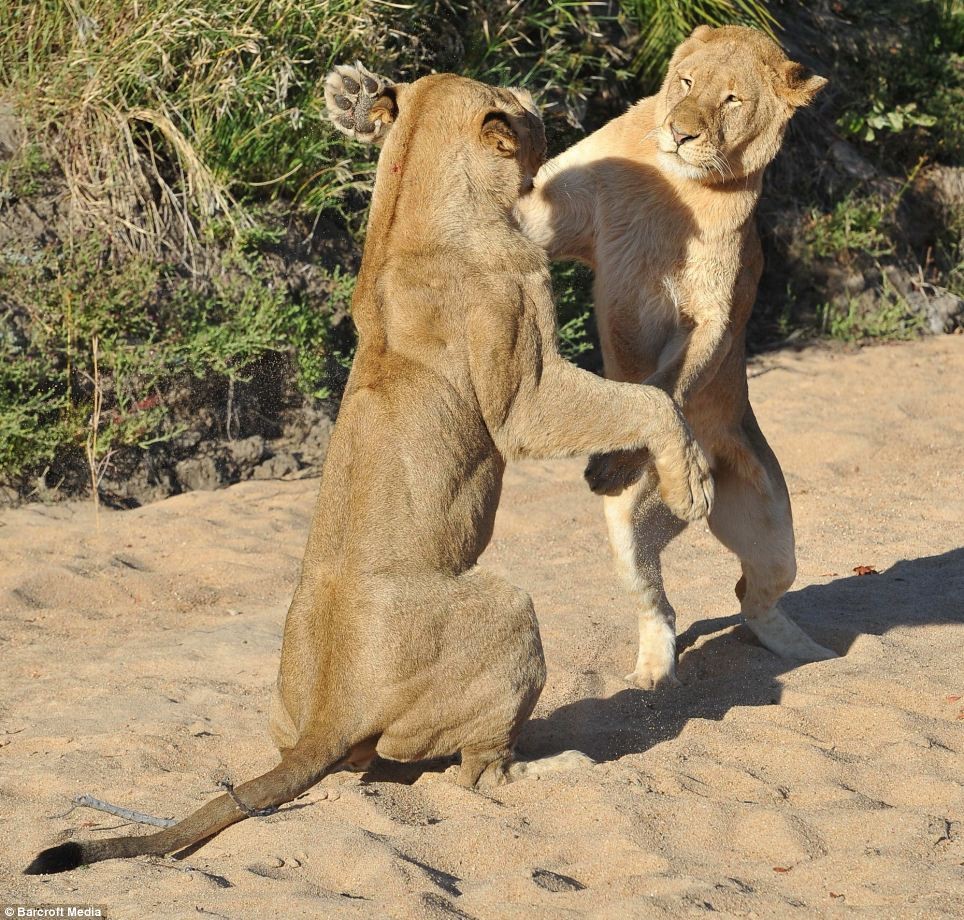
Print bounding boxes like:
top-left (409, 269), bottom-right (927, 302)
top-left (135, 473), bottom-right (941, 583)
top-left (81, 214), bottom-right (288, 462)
top-left (324, 62), bottom-right (393, 144)
top-left (655, 440), bottom-right (714, 522)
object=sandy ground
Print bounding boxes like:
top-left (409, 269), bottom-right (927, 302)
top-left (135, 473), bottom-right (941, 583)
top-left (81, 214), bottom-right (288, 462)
top-left (1, 337), bottom-right (963, 918)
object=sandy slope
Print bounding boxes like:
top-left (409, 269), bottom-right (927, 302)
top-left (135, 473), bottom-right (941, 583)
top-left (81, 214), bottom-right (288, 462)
top-left (1, 338), bottom-right (962, 918)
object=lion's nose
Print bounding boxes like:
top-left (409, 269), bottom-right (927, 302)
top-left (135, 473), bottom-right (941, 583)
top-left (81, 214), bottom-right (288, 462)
top-left (670, 123), bottom-right (700, 146)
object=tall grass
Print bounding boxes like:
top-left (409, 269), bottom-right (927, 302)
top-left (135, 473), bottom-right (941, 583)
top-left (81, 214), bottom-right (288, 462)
top-left (0, 0), bottom-right (386, 257)
top-left (624, 0), bottom-right (777, 82)
top-left (0, 1), bottom-right (615, 256)
top-left (0, 0), bottom-right (784, 493)
top-left (0, 1), bottom-right (779, 257)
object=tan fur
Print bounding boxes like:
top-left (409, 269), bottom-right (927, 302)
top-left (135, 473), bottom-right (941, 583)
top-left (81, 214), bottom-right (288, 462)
top-left (27, 71), bottom-right (714, 875)
top-left (512, 26), bottom-right (835, 685)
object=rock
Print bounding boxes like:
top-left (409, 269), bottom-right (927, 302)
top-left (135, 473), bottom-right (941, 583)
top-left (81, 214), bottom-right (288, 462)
top-left (276, 407), bottom-right (334, 469)
top-left (171, 429), bottom-right (202, 452)
top-left (829, 140), bottom-right (876, 181)
top-left (884, 267), bottom-right (964, 335)
top-left (920, 290), bottom-right (964, 335)
top-left (252, 451), bottom-right (301, 480)
top-left (175, 455), bottom-right (230, 491)
top-left (919, 165), bottom-right (964, 213)
top-left (228, 434), bottom-right (267, 467)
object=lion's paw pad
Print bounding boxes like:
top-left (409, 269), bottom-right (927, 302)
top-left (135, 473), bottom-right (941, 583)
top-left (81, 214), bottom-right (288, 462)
top-left (324, 62), bottom-right (391, 142)
top-left (585, 449), bottom-right (649, 496)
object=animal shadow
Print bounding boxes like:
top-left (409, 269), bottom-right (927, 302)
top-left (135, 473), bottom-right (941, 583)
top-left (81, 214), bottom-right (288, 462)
top-left (520, 547), bottom-right (964, 763)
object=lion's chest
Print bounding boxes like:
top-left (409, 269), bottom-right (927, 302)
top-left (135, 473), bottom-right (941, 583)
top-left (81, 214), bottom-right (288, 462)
top-left (596, 212), bottom-right (690, 330)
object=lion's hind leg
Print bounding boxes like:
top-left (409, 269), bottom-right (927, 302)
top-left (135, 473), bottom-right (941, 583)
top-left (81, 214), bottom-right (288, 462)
top-left (459, 749), bottom-right (595, 788)
top-left (375, 570), bottom-right (593, 788)
top-left (709, 412), bottom-right (837, 662)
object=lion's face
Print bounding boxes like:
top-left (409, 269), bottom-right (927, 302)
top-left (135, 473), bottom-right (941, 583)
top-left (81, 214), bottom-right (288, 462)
top-left (653, 26), bottom-right (827, 183)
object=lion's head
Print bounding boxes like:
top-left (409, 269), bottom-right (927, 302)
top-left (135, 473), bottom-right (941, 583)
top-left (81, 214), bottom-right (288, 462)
top-left (654, 25), bottom-right (827, 183)
top-left (326, 67), bottom-right (546, 211)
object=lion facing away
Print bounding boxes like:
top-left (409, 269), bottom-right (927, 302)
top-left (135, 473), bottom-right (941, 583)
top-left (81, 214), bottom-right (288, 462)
top-left (27, 71), bottom-right (714, 874)
top-left (515, 25), bottom-right (833, 687)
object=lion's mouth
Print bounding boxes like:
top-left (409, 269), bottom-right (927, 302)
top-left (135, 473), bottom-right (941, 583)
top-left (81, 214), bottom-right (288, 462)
top-left (657, 147), bottom-right (711, 179)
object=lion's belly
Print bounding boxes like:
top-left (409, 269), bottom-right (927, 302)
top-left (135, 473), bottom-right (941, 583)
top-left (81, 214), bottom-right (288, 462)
top-left (594, 273), bottom-right (682, 382)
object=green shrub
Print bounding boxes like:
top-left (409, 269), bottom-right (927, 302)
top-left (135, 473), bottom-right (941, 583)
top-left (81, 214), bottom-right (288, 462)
top-left (817, 289), bottom-right (924, 343)
top-left (0, 236), bottom-right (352, 480)
top-left (25, 2), bottom-right (950, 489)
top-left (804, 193), bottom-right (894, 263)
top-left (830, 0), bottom-right (963, 168)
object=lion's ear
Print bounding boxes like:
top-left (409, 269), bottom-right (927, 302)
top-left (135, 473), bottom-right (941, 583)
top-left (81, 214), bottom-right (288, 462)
top-left (505, 88), bottom-right (547, 164)
top-left (481, 112), bottom-right (519, 157)
top-left (506, 86), bottom-right (539, 117)
top-left (688, 25), bottom-right (715, 42)
top-left (666, 24), bottom-right (713, 72)
top-left (778, 61), bottom-right (829, 109)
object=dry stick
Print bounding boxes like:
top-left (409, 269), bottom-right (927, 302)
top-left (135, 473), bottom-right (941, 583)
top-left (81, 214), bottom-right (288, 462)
top-left (217, 780), bottom-right (278, 818)
top-left (226, 377), bottom-right (236, 442)
top-left (73, 794), bottom-right (176, 828)
top-left (85, 335), bottom-right (102, 530)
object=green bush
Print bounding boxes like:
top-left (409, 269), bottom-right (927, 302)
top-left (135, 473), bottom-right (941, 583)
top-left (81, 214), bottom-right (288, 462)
top-left (10, 1), bottom-right (957, 492)
top-left (0, 237), bottom-right (353, 480)
top-left (0, 1), bottom-right (778, 487)
top-left (817, 287), bottom-right (924, 343)
top-left (804, 193), bottom-right (895, 263)
top-left (830, 0), bottom-right (963, 168)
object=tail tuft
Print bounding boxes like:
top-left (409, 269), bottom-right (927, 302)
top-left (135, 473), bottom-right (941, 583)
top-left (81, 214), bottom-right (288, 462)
top-left (24, 842), bottom-right (84, 875)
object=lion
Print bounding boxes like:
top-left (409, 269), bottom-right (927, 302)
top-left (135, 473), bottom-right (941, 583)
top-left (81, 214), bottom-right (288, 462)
top-left (27, 71), bottom-right (712, 874)
top-left (331, 26), bottom-right (834, 691)
top-left (515, 25), bottom-right (834, 687)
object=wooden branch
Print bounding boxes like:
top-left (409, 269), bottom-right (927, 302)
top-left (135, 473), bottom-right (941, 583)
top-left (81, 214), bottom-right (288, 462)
top-left (74, 794), bottom-right (176, 828)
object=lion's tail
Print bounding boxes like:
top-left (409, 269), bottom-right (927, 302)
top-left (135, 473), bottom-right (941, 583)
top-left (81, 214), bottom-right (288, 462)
top-left (25, 737), bottom-right (345, 875)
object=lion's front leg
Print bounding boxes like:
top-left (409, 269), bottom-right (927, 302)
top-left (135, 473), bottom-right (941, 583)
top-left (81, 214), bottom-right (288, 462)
top-left (324, 62), bottom-right (398, 145)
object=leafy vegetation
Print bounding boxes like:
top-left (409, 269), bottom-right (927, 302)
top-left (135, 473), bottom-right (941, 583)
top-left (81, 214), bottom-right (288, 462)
top-left (0, 236), bottom-right (354, 480)
top-left (752, 0), bottom-right (964, 346)
top-left (804, 193), bottom-right (895, 263)
top-left (829, 0), bottom-right (963, 168)
top-left (817, 275), bottom-right (925, 343)
top-left (625, 0), bottom-right (778, 82)
top-left (0, 0), bottom-right (961, 496)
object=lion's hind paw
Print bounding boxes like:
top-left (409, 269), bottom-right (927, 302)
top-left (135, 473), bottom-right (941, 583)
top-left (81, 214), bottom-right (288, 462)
top-left (584, 448), bottom-right (649, 496)
top-left (324, 62), bottom-right (392, 143)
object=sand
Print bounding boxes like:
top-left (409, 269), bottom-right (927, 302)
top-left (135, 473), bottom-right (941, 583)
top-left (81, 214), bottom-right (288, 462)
top-left (2, 337), bottom-right (963, 918)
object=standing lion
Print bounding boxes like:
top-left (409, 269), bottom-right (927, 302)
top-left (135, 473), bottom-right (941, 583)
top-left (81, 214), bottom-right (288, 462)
top-left (516, 25), bottom-right (834, 687)
top-left (331, 25), bottom-right (834, 691)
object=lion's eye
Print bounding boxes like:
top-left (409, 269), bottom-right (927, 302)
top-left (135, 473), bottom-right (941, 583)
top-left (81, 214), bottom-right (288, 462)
top-left (724, 94), bottom-right (741, 106)
top-left (680, 77), bottom-right (692, 91)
